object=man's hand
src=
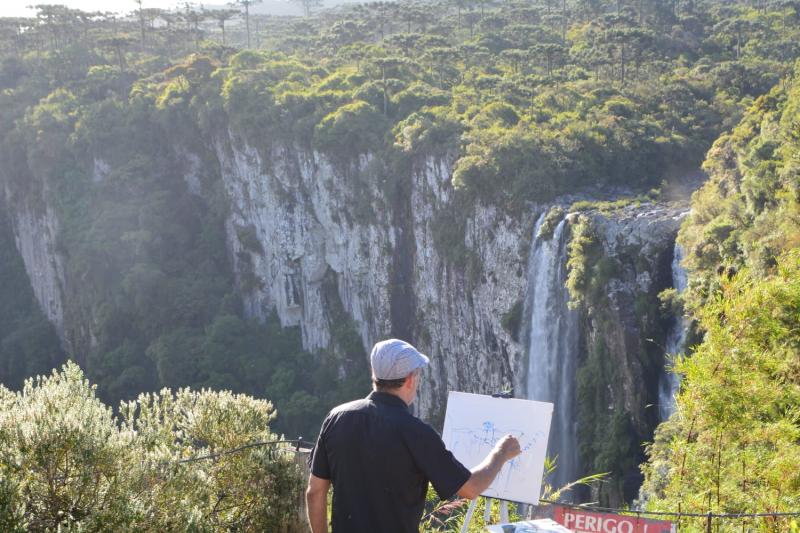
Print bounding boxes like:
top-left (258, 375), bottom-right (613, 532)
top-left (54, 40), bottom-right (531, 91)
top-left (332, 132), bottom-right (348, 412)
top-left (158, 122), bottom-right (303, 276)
top-left (456, 434), bottom-right (523, 500)
top-left (494, 434), bottom-right (521, 462)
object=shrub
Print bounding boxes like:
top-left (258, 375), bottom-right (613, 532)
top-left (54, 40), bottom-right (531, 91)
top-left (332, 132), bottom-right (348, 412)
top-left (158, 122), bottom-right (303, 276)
top-left (393, 81), bottom-right (450, 118)
top-left (640, 251), bottom-right (800, 522)
top-left (537, 206), bottom-right (566, 241)
top-left (314, 101), bottom-right (389, 159)
top-left (0, 363), bottom-right (305, 532)
top-left (500, 300), bottom-right (524, 342)
top-left (565, 215), bottom-right (602, 308)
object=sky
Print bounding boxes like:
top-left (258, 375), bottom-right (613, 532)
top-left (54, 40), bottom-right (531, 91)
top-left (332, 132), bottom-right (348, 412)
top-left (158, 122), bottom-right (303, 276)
top-left (1, 1), bottom-right (139, 17)
top-left (0, 0), bottom-right (313, 18)
top-left (0, 1), bottom-right (232, 18)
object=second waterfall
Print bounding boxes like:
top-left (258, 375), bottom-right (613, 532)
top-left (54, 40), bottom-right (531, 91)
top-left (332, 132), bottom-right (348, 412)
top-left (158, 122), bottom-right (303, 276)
top-left (523, 211), bottom-right (581, 493)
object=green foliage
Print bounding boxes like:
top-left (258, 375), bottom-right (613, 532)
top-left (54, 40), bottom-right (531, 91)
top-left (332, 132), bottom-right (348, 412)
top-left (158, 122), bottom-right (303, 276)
top-left (640, 251), bottom-right (800, 525)
top-left (393, 107), bottom-right (463, 155)
top-left (500, 299), bottom-right (524, 342)
top-left (221, 63), bottom-right (281, 140)
top-left (0, 363), bottom-right (304, 531)
top-left (638, 59), bottom-right (800, 524)
top-left (453, 125), bottom-right (566, 209)
top-left (537, 206), bottom-right (566, 241)
top-left (658, 287), bottom-right (684, 318)
top-left (2, 0), bottom-right (798, 260)
top-left (565, 214), bottom-right (603, 308)
top-left (393, 81), bottom-right (450, 118)
top-left (570, 196), bottom-right (647, 214)
top-left (314, 100), bottom-right (389, 159)
top-left (678, 65), bottom-right (800, 305)
top-left (576, 319), bottom-right (642, 501)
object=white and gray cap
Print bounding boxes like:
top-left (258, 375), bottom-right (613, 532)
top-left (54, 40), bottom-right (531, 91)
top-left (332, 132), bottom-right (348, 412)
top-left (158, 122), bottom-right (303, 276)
top-left (370, 339), bottom-right (430, 380)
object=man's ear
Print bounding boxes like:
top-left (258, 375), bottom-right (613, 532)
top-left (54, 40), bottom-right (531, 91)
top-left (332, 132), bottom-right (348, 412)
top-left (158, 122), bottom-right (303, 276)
top-left (403, 371), bottom-right (416, 390)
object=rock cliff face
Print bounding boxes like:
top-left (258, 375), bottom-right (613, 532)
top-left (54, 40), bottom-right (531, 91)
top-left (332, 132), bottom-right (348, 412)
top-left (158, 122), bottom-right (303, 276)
top-left (408, 156), bottom-right (531, 420)
top-left (2, 183), bottom-right (68, 350)
top-left (216, 136), bottom-right (394, 355)
top-left (213, 136), bottom-right (530, 421)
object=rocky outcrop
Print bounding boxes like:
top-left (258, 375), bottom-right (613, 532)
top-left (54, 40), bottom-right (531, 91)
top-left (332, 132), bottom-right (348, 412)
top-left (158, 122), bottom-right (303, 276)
top-left (215, 136), bottom-right (395, 357)
top-left (2, 183), bottom-right (68, 350)
top-left (572, 204), bottom-right (687, 505)
top-left (583, 204), bottom-right (687, 429)
top-left (408, 156), bottom-right (530, 420)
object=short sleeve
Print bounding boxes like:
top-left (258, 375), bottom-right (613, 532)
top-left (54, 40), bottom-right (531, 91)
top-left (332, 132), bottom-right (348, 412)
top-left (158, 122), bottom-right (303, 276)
top-left (309, 415), bottom-right (332, 480)
top-left (404, 421), bottom-right (471, 500)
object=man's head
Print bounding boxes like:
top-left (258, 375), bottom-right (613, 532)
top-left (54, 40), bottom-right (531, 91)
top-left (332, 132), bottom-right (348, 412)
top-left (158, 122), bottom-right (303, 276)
top-left (370, 339), bottom-right (429, 405)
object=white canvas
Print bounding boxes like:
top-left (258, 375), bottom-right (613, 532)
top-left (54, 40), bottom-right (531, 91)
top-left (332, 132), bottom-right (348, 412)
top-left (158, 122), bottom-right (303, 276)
top-left (442, 391), bottom-right (553, 505)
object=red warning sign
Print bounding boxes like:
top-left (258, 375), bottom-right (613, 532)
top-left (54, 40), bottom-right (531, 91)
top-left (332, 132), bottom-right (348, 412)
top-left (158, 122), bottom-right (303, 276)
top-left (552, 506), bottom-right (674, 533)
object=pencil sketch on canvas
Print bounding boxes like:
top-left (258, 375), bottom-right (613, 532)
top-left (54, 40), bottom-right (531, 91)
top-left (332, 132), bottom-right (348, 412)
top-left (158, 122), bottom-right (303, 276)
top-left (442, 391), bottom-right (553, 505)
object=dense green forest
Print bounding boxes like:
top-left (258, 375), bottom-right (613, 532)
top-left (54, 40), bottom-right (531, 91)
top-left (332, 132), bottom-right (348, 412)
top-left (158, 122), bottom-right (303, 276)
top-left (1, 0), bottom-right (800, 528)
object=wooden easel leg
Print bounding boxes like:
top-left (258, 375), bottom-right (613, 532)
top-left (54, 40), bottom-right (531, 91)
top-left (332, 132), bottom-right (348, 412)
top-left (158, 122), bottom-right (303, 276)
top-left (460, 499), bottom-right (478, 533)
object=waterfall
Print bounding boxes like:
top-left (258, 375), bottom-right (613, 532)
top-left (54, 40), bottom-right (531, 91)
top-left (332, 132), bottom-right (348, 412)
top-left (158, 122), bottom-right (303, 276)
top-left (658, 243), bottom-right (688, 421)
top-left (524, 212), bottom-right (580, 493)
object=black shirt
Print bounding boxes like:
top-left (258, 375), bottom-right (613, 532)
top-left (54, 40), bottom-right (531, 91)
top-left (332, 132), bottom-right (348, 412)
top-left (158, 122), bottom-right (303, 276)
top-left (310, 391), bottom-right (472, 533)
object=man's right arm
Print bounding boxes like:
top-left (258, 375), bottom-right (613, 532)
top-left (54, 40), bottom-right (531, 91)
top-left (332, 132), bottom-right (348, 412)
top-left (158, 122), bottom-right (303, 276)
top-left (306, 474), bottom-right (331, 533)
top-left (456, 435), bottom-right (521, 500)
top-left (307, 413), bottom-right (333, 532)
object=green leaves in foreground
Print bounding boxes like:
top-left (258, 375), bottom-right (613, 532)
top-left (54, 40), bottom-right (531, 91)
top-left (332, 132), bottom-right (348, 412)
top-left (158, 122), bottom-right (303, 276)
top-left (639, 250), bottom-right (800, 528)
top-left (0, 362), bottom-right (304, 532)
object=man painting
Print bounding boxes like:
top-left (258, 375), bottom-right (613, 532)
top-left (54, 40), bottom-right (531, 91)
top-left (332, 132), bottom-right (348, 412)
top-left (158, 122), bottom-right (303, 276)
top-left (307, 338), bottom-right (521, 532)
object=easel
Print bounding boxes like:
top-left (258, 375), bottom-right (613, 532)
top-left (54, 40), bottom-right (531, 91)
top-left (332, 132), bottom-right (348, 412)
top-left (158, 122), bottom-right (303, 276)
top-left (460, 390), bottom-right (514, 532)
top-left (460, 497), bottom-right (510, 532)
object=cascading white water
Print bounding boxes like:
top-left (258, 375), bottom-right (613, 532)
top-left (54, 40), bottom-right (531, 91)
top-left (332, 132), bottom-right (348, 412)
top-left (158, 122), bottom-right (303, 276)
top-left (524, 212), bottom-right (580, 492)
top-left (658, 243), bottom-right (688, 421)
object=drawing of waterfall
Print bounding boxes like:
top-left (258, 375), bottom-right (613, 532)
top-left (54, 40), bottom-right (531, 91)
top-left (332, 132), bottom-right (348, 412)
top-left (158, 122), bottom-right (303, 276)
top-left (658, 243), bottom-right (689, 421)
top-left (442, 391), bottom-right (554, 504)
top-left (523, 211), bottom-right (580, 492)
top-left (447, 421), bottom-right (541, 490)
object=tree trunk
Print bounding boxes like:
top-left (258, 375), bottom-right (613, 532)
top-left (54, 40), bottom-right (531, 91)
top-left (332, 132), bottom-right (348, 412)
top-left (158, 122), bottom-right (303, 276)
top-left (382, 66), bottom-right (388, 115)
top-left (246, 3), bottom-right (251, 48)
top-left (115, 45), bottom-right (125, 71)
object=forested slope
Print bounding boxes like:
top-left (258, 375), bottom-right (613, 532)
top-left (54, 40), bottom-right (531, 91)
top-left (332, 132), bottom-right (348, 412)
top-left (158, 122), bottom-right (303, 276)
top-left (639, 61), bottom-right (800, 524)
